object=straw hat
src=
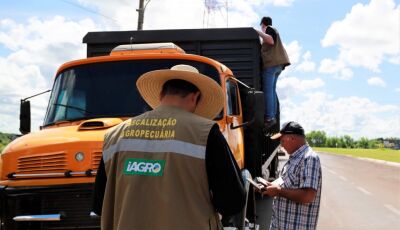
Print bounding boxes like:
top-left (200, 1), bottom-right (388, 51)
top-left (136, 64), bottom-right (224, 119)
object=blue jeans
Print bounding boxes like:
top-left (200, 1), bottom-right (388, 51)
top-left (262, 65), bottom-right (283, 120)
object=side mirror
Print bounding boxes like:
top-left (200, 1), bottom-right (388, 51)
top-left (237, 89), bottom-right (265, 130)
top-left (20, 100), bottom-right (31, 135)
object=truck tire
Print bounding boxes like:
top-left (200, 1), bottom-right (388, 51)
top-left (221, 169), bottom-right (252, 230)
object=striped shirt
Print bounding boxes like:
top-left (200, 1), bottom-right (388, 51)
top-left (270, 145), bottom-right (322, 230)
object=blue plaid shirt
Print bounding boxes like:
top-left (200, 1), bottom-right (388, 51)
top-left (270, 145), bottom-right (322, 230)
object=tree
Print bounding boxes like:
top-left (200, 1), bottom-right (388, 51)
top-left (342, 135), bottom-right (355, 148)
top-left (368, 139), bottom-right (380, 149)
top-left (0, 132), bottom-right (14, 152)
top-left (306, 131), bottom-right (396, 149)
top-left (356, 137), bottom-right (370, 149)
top-left (326, 136), bottom-right (339, 148)
top-left (306, 131), bottom-right (327, 147)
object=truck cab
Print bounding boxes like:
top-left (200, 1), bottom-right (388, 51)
top-left (0, 28), bottom-right (280, 230)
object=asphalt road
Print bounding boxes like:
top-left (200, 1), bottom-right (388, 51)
top-left (253, 151), bottom-right (400, 230)
top-left (318, 152), bottom-right (400, 230)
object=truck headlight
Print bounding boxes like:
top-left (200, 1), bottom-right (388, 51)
top-left (75, 152), bottom-right (85, 162)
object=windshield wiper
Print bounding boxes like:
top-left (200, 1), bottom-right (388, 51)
top-left (52, 103), bottom-right (93, 115)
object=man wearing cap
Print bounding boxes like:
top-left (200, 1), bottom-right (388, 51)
top-left (92, 64), bottom-right (246, 230)
top-left (260, 121), bottom-right (322, 230)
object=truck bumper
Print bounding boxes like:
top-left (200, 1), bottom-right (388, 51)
top-left (0, 183), bottom-right (100, 230)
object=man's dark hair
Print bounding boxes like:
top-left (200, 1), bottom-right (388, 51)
top-left (160, 79), bottom-right (201, 103)
top-left (260, 16), bottom-right (272, 26)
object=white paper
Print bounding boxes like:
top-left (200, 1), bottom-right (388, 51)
top-left (271, 177), bottom-right (284, 186)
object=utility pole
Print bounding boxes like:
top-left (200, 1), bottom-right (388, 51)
top-left (137, 0), bottom-right (151, 30)
top-left (137, 0), bottom-right (145, 30)
top-left (226, 0), bottom-right (228, 27)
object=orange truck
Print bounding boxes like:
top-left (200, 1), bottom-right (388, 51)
top-left (0, 28), bottom-right (280, 230)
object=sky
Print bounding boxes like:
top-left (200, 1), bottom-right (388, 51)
top-left (0, 0), bottom-right (399, 139)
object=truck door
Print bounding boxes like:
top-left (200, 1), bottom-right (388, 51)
top-left (224, 78), bottom-right (245, 168)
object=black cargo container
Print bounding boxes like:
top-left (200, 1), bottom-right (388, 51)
top-left (84, 28), bottom-right (262, 89)
top-left (83, 27), bottom-right (280, 179)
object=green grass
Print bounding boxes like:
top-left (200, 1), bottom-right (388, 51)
top-left (0, 144), bottom-right (6, 153)
top-left (0, 132), bottom-right (15, 153)
top-left (315, 147), bottom-right (400, 163)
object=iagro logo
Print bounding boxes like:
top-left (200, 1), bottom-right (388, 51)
top-left (123, 158), bottom-right (165, 176)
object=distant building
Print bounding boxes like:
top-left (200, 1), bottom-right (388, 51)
top-left (383, 139), bottom-right (400, 150)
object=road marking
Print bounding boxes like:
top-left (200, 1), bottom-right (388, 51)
top-left (356, 186), bottom-right (372, 196)
top-left (339, 176), bottom-right (348, 181)
top-left (384, 204), bottom-right (400, 216)
top-left (328, 169), bottom-right (337, 175)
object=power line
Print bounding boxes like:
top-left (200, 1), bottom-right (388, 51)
top-left (59, 0), bottom-right (118, 23)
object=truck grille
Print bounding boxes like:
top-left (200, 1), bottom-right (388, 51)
top-left (17, 152), bottom-right (67, 173)
top-left (91, 152), bottom-right (102, 170)
top-left (2, 184), bottom-right (100, 230)
top-left (41, 188), bottom-right (99, 229)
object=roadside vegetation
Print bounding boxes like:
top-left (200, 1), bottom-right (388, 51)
top-left (314, 147), bottom-right (400, 163)
top-left (1, 130), bottom-right (399, 162)
top-left (306, 130), bottom-right (399, 149)
top-left (0, 132), bottom-right (15, 152)
top-left (306, 131), bottom-right (400, 163)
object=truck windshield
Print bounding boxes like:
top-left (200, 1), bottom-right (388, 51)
top-left (43, 59), bottom-right (221, 126)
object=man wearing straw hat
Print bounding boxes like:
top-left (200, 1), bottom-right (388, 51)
top-left (92, 64), bottom-right (246, 230)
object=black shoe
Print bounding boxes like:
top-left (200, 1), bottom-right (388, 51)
top-left (264, 118), bottom-right (276, 129)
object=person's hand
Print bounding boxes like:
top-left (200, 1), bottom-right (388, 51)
top-left (261, 184), bottom-right (281, 197)
top-left (261, 24), bottom-right (267, 33)
top-left (251, 183), bottom-right (265, 194)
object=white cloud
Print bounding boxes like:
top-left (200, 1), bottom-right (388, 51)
top-left (389, 55), bottom-right (400, 65)
top-left (76, 0), bottom-right (295, 30)
top-left (263, 0), bottom-right (295, 7)
top-left (280, 42), bottom-right (317, 78)
top-left (0, 16), bottom-right (99, 73)
top-left (74, 0), bottom-right (294, 31)
top-left (279, 40), bottom-right (301, 78)
top-left (277, 77), bottom-right (325, 100)
top-left (280, 92), bottom-right (400, 138)
top-left (367, 77), bottom-right (386, 87)
top-left (78, 0), bottom-right (264, 30)
top-left (321, 0), bottom-right (400, 71)
top-left (0, 58), bottom-right (47, 97)
top-left (0, 0), bottom-right (277, 134)
top-left (0, 96), bottom-right (49, 135)
top-left (318, 58), bottom-right (354, 80)
top-left (232, 0), bottom-right (295, 7)
top-left (284, 40), bottom-right (301, 65)
top-left (0, 0), bottom-right (397, 143)
top-left (0, 16), bottom-right (100, 133)
top-left (0, 56), bottom-right (50, 133)
top-left (295, 51), bottom-right (316, 72)
top-left (395, 88), bottom-right (400, 93)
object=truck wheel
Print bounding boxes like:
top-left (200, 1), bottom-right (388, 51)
top-left (222, 169), bottom-right (253, 230)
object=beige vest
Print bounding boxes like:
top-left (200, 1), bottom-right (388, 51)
top-left (101, 105), bottom-right (222, 230)
top-left (261, 26), bottom-right (291, 69)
